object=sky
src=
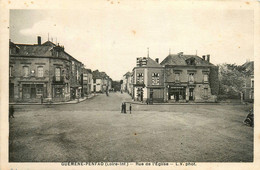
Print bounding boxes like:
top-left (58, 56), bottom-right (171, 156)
top-left (10, 4), bottom-right (254, 80)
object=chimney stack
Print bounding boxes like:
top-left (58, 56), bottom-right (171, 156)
top-left (37, 36), bottom-right (41, 45)
top-left (178, 52), bottom-right (183, 56)
top-left (207, 55), bottom-right (210, 62)
top-left (155, 58), bottom-right (159, 63)
top-left (202, 55), bottom-right (205, 60)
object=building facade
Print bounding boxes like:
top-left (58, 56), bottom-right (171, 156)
top-left (9, 37), bottom-right (83, 103)
top-left (161, 53), bottom-right (218, 103)
top-left (129, 52), bottom-right (219, 103)
top-left (242, 61), bottom-right (254, 102)
top-left (132, 57), bottom-right (164, 103)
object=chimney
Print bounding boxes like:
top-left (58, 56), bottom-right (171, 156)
top-left (202, 55), bottom-right (205, 60)
top-left (178, 52), bottom-right (183, 56)
top-left (37, 36), bottom-right (41, 45)
top-left (155, 58), bottom-right (159, 63)
top-left (207, 55), bottom-right (210, 62)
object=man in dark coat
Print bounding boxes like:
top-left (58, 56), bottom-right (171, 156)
top-left (129, 104), bottom-right (132, 114)
top-left (121, 102), bottom-right (124, 113)
top-left (9, 105), bottom-right (15, 118)
top-left (124, 102), bottom-right (127, 113)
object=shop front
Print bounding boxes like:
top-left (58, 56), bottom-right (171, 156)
top-left (168, 86), bottom-right (186, 102)
top-left (20, 83), bottom-right (47, 102)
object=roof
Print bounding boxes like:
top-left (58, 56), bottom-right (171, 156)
top-left (146, 57), bottom-right (162, 67)
top-left (11, 44), bottom-right (52, 56)
top-left (124, 71), bottom-right (131, 77)
top-left (160, 53), bottom-right (214, 66)
top-left (92, 70), bottom-right (108, 79)
top-left (242, 61), bottom-right (254, 74)
top-left (10, 40), bottom-right (83, 64)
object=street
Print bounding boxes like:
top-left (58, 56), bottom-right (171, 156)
top-left (9, 92), bottom-right (253, 162)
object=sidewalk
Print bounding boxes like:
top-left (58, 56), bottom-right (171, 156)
top-left (126, 100), bottom-right (245, 105)
top-left (9, 94), bottom-right (96, 105)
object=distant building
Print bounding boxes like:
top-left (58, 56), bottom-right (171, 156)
top-left (82, 68), bottom-right (92, 96)
top-left (242, 61), bottom-right (254, 102)
top-left (9, 36), bottom-right (83, 103)
top-left (92, 70), bottom-right (112, 93)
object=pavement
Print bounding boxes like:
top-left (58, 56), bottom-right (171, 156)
top-left (9, 93), bottom-right (96, 105)
top-left (9, 92), bottom-right (253, 162)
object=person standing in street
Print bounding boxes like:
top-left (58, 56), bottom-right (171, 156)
top-left (9, 105), bottom-right (15, 118)
top-left (124, 102), bottom-right (127, 113)
top-left (121, 102), bottom-right (124, 113)
top-left (129, 104), bottom-right (132, 114)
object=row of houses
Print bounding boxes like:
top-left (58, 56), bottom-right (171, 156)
top-left (9, 36), bottom-right (112, 103)
top-left (122, 52), bottom-right (219, 103)
top-left (122, 52), bottom-right (254, 103)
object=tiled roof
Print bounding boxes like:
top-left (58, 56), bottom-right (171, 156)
top-left (160, 54), bottom-right (213, 66)
top-left (242, 61), bottom-right (254, 74)
top-left (147, 57), bottom-right (162, 67)
top-left (11, 44), bottom-right (52, 56)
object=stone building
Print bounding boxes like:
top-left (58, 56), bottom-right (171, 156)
top-left (9, 36), bottom-right (83, 103)
top-left (161, 52), bottom-right (218, 102)
top-left (242, 61), bottom-right (254, 102)
top-left (82, 68), bottom-right (92, 96)
top-left (132, 57), bottom-right (164, 102)
top-left (92, 70), bottom-right (111, 93)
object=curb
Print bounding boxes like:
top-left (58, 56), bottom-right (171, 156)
top-left (9, 95), bottom-right (96, 106)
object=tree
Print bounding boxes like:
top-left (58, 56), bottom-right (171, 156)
top-left (218, 63), bottom-right (246, 99)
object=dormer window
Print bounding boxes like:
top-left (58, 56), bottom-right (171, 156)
top-left (186, 57), bottom-right (196, 65)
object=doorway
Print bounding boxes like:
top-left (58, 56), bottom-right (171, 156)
top-left (189, 88), bottom-right (194, 100)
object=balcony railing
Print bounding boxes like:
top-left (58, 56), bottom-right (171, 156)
top-left (53, 76), bottom-right (65, 83)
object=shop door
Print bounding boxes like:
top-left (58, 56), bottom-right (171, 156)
top-left (189, 88), bottom-right (194, 100)
top-left (9, 83), bottom-right (14, 100)
top-left (31, 88), bottom-right (36, 98)
top-left (22, 84), bottom-right (30, 99)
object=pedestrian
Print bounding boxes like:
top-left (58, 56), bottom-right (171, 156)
top-left (9, 105), bottom-right (15, 118)
top-left (124, 102), bottom-right (127, 113)
top-left (40, 95), bottom-right (43, 104)
top-left (129, 104), bottom-right (132, 114)
top-left (121, 102), bottom-right (124, 113)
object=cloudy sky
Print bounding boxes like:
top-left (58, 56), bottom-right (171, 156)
top-left (10, 2), bottom-right (254, 80)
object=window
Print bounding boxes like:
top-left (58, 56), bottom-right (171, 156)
top-left (23, 66), bottom-right (29, 77)
top-left (204, 88), bottom-right (208, 96)
top-left (76, 70), bottom-right (79, 81)
top-left (72, 61), bottom-right (75, 74)
top-left (137, 73), bottom-right (144, 83)
top-left (203, 74), bottom-right (208, 82)
top-left (251, 80), bottom-right (254, 88)
top-left (188, 73), bottom-right (194, 83)
top-left (9, 66), bottom-right (13, 77)
top-left (152, 73), bottom-right (159, 85)
top-left (93, 79), bottom-right (96, 83)
top-left (37, 66), bottom-right (44, 77)
top-left (55, 67), bottom-right (61, 81)
top-left (175, 73), bottom-right (180, 82)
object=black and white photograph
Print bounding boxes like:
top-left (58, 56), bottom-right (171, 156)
top-left (0, 0), bottom-right (259, 169)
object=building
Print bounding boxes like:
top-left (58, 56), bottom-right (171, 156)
top-left (132, 57), bottom-right (164, 103)
top-left (92, 70), bottom-right (112, 93)
top-left (242, 61), bottom-right (254, 102)
top-left (121, 72), bottom-right (131, 93)
top-left (161, 52), bottom-right (218, 103)
top-left (82, 68), bottom-right (92, 97)
top-left (9, 36), bottom-right (83, 103)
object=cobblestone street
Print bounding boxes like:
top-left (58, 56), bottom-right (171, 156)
top-left (9, 92), bottom-right (253, 162)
